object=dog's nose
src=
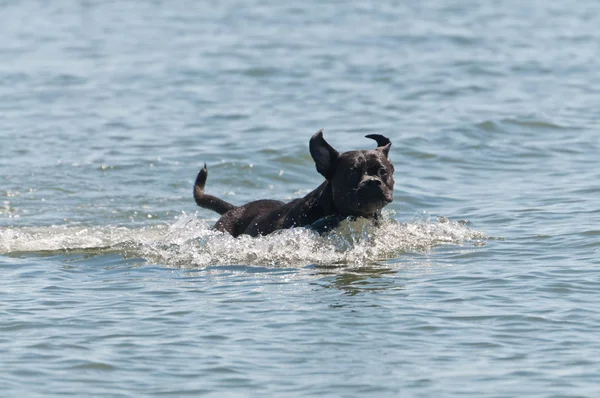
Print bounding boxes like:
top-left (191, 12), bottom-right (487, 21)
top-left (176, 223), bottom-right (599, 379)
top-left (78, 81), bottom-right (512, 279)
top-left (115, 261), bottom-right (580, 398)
top-left (364, 178), bottom-right (382, 187)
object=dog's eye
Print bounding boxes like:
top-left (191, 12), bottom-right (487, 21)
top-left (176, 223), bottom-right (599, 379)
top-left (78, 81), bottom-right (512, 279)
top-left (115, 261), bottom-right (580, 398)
top-left (378, 168), bottom-right (388, 177)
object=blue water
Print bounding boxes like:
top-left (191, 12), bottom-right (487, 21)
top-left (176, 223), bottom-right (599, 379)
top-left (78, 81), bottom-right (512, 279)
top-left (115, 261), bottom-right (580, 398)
top-left (2, 1), bottom-right (600, 396)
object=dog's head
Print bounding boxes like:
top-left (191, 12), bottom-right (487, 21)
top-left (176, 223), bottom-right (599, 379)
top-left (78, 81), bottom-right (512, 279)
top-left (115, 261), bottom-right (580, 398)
top-left (310, 129), bottom-right (395, 218)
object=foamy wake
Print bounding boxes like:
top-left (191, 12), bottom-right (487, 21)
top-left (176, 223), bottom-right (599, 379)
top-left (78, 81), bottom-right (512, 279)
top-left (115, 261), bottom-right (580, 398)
top-left (0, 213), bottom-right (486, 267)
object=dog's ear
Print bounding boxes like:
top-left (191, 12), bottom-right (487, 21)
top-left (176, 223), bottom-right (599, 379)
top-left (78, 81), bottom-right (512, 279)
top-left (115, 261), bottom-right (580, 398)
top-left (310, 129), bottom-right (339, 180)
top-left (365, 134), bottom-right (391, 158)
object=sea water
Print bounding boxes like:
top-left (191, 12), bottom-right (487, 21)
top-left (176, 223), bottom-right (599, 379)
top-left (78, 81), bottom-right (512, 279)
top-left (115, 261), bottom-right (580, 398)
top-left (2, 1), bottom-right (600, 396)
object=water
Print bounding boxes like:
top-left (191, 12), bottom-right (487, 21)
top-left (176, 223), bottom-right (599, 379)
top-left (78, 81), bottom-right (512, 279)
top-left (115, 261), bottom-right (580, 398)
top-left (2, 0), bottom-right (600, 396)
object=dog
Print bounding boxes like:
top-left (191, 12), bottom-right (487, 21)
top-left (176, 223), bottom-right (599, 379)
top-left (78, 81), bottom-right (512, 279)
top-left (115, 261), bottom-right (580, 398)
top-left (193, 129), bottom-right (394, 237)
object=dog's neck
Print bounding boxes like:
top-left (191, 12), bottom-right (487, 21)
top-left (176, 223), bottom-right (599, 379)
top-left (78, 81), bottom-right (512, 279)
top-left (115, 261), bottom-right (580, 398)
top-left (297, 180), bottom-right (381, 233)
top-left (290, 180), bottom-right (338, 224)
top-left (301, 180), bottom-right (381, 222)
top-left (312, 180), bottom-right (337, 216)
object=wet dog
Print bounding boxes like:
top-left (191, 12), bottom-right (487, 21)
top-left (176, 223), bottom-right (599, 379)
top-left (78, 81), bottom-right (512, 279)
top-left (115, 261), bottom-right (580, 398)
top-left (193, 129), bottom-right (394, 237)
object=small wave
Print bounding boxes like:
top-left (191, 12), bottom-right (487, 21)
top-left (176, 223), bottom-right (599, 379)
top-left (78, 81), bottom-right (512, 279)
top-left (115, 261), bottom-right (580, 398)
top-left (0, 214), bottom-right (486, 267)
top-left (475, 118), bottom-right (571, 133)
top-left (502, 118), bottom-right (568, 130)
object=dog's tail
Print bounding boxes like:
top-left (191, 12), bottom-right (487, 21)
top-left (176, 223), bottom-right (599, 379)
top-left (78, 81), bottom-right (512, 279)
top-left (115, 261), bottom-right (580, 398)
top-left (193, 164), bottom-right (236, 215)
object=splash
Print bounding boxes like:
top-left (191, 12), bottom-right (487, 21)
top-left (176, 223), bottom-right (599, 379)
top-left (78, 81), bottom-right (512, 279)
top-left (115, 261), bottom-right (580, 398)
top-left (0, 213), bottom-right (486, 267)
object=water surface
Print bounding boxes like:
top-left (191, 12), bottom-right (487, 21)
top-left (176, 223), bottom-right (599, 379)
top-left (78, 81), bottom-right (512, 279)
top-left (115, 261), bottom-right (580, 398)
top-left (2, 0), bottom-right (600, 396)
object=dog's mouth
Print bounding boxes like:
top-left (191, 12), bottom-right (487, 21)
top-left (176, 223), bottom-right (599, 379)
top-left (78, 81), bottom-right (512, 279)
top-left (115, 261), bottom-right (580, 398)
top-left (343, 185), bottom-right (392, 217)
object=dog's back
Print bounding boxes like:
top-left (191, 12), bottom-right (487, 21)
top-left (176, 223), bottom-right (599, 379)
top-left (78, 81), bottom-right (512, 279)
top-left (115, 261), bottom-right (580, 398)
top-left (193, 164), bottom-right (285, 237)
top-left (214, 199), bottom-right (284, 237)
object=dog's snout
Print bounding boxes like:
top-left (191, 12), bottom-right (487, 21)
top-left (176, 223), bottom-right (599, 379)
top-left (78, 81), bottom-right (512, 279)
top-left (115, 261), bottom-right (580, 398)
top-left (364, 177), bottom-right (382, 187)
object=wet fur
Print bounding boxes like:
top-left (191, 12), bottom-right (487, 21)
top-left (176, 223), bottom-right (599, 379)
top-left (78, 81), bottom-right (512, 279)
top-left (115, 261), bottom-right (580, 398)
top-left (193, 130), bottom-right (394, 237)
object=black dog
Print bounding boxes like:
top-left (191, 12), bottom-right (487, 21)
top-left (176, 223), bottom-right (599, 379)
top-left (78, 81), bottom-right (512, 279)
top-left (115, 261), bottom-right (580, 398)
top-left (193, 129), bottom-right (394, 237)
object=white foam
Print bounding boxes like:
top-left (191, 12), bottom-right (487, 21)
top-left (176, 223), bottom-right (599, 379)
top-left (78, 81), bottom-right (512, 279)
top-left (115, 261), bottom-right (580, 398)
top-left (0, 213), bottom-right (487, 267)
top-left (0, 224), bottom-right (167, 254)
